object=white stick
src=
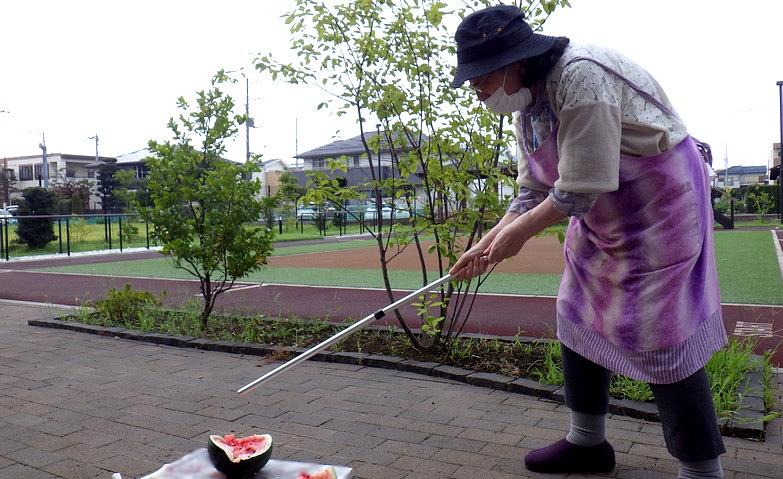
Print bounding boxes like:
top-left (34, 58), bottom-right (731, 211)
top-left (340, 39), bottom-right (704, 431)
top-left (237, 274), bottom-right (453, 395)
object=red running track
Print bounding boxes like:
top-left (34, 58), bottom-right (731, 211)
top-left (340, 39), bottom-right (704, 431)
top-left (1, 267), bottom-right (781, 365)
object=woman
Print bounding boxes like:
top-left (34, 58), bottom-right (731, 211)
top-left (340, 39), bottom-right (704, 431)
top-left (449, 6), bottom-right (727, 479)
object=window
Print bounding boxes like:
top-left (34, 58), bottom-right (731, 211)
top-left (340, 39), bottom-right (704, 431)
top-left (353, 156), bottom-right (360, 167)
top-left (88, 170), bottom-right (95, 179)
top-left (34, 164), bottom-right (42, 179)
top-left (19, 165), bottom-right (33, 181)
top-left (314, 159), bottom-right (325, 170)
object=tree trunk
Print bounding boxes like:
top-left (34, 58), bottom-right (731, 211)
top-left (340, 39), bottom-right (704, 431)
top-left (200, 275), bottom-right (213, 331)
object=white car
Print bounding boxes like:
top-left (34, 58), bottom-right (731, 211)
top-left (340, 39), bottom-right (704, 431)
top-left (364, 205), bottom-right (411, 221)
top-left (0, 208), bottom-right (17, 224)
top-left (296, 207), bottom-right (318, 220)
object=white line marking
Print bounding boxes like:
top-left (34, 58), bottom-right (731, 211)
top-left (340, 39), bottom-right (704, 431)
top-left (224, 284), bottom-right (262, 293)
top-left (773, 229), bottom-right (783, 286)
top-left (257, 281), bottom-right (560, 299)
top-left (8, 269), bottom-right (256, 287)
top-left (733, 321), bottom-right (774, 338)
top-left (192, 284), bottom-right (262, 297)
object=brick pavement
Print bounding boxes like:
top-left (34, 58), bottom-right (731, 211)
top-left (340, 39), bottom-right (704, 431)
top-left (0, 301), bottom-right (782, 479)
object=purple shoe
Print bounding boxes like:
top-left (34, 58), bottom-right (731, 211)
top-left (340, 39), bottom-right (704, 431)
top-left (524, 438), bottom-right (616, 473)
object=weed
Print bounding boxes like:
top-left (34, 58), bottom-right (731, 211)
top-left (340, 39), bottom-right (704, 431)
top-left (533, 340), bottom-right (563, 386)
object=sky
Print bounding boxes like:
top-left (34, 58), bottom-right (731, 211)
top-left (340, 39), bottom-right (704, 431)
top-left (0, 0), bottom-right (781, 170)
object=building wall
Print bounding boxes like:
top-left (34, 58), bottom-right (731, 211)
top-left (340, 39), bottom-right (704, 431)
top-left (3, 154), bottom-right (101, 209)
top-left (302, 154), bottom-right (394, 171)
top-left (264, 170), bottom-right (283, 197)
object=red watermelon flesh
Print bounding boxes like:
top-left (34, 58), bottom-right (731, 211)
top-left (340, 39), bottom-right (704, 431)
top-left (220, 434), bottom-right (268, 461)
top-left (298, 466), bottom-right (337, 479)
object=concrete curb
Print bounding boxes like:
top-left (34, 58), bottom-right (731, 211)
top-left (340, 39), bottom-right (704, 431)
top-left (28, 317), bottom-right (770, 440)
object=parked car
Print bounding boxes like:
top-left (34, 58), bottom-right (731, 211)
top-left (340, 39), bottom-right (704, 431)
top-left (0, 208), bottom-right (17, 224)
top-left (296, 207), bottom-right (318, 220)
top-left (364, 205), bottom-right (411, 221)
top-left (297, 205), bottom-right (338, 220)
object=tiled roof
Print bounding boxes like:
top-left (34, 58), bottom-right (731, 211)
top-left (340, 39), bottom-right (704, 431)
top-left (724, 165), bottom-right (768, 175)
top-left (296, 131), bottom-right (414, 159)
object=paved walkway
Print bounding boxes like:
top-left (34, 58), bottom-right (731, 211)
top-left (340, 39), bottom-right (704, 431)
top-left (1, 302), bottom-right (782, 478)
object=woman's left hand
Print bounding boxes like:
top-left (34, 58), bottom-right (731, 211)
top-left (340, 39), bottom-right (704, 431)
top-left (486, 220), bottom-right (529, 264)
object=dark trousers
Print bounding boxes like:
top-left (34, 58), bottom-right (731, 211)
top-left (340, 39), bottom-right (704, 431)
top-left (562, 345), bottom-right (726, 461)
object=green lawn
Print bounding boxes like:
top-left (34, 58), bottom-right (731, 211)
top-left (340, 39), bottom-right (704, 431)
top-left (713, 230), bottom-right (783, 304)
top-left (31, 230), bottom-right (783, 304)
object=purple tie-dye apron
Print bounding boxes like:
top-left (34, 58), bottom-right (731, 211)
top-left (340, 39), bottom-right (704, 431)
top-left (520, 57), bottom-right (726, 382)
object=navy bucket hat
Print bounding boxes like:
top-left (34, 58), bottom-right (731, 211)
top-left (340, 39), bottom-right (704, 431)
top-left (451, 5), bottom-right (558, 88)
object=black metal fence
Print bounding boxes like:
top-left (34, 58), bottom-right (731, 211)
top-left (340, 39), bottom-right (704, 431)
top-left (0, 214), bottom-right (156, 261)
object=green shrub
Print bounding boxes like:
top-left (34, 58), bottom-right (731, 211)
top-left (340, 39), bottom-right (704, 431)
top-left (17, 187), bottom-right (57, 249)
top-left (713, 198), bottom-right (731, 215)
top-left (92, 285), bottom-right (161, 325)
top-left (121, 223), bottom-right (139, 243)
top-left (68, 218), bottom-right (89, 244)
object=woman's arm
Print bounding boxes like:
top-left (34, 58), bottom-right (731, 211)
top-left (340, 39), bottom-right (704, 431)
top-left (485, 197), bottom-right (567, 264)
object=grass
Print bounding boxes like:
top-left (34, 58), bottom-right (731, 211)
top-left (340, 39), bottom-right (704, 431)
top-left (706, 338), bottom-right (761, 419)
top-left (713, 230), bottom-right (783, 304)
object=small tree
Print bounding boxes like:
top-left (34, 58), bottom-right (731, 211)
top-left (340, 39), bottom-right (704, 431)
top-left (259, 195), bottom-right (280, 230)
top-left (17, 187), bottom-right (57, 249)
top-left (50, 171), bottom-right (91, 214)
top-left (278, 171), bottom-right (305, 222)
top-left (146, 71), bottom-right (274, 330)
top-left (747, 186), bottom-right (775, 222)
top-left (256, 0), bottom-right (569, 350)
top-left (96, 157), bottom-right (120, 213)
top-left (112, 169), bottom-right (138, 213)
top-left (1, 167), bottom-right (17, 207)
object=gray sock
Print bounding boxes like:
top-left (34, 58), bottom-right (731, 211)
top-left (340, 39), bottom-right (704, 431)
top-left (678, 458), bottom-right (723, 479)
top-left (565, 410), bottom-right (606, 446)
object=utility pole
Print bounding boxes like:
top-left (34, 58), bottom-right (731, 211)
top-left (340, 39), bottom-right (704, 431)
top-left (245, 77), bottom-right (252, 163)
top-left (777, 81), bottom-right (783, 222)
top-left (89, 134), bottom-right (108, 239)
top-left (39, 133), bottom-right (48, 188)
top-left (2, 157), bottom-right (9, 207)
top-left (89, 134), bottom-right (99, 165)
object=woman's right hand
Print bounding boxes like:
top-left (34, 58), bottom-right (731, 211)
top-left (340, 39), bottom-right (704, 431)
top-left (449, 243), bottom-right (491, 281)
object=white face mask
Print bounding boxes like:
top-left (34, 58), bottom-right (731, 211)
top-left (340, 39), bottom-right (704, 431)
top-left (482, 67), bottom-right (532, 114)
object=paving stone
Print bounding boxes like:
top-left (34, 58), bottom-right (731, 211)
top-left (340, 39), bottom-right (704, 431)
top-left (390, 455), bottom-right (460, 476)
top-left (3, 446), bottom-right (64, 468)
top-left (40, 459), bottom-right (108, 479)
top-left (0, 463), bottom-right (58, 479)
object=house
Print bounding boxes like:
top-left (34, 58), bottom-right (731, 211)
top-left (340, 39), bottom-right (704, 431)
top-left (292, 131), bottom-right (424, 208)
top-left (712, 165), bottom-right (768, 188)
top-left (252, 159), bottom-right (288, 197)
top-left (108, 148), bottom-right (152, 179)
top-left (2, 153), bottom-right (114, 209)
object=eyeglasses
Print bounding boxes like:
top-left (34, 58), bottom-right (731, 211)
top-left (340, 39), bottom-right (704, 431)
top-left (468, 75), bottom-right (492, 95)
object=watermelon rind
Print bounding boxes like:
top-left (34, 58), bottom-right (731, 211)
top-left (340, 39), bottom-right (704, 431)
top-left (208, 433), bottom-right (273, 478)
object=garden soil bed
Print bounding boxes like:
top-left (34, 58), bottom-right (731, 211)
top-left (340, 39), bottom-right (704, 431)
top-left (28, 310), bottom-right (775, 440)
